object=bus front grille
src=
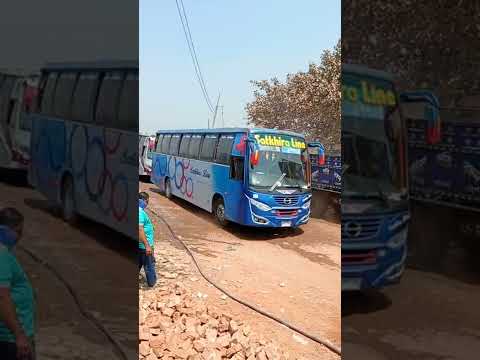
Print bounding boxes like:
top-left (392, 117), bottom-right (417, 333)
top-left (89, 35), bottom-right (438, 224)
top-left (273, 195), bottom-right (300, 206)
top-left (274, 209), bottom-right (299, 217)
top-left (342, 249), bottom-right (377, 265)
top-left (341, 216), bottom-right (383, 241)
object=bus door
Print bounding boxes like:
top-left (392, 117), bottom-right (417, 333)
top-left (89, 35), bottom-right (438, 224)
top-left (0, 76), bottom-right (16, 148)
top-left (140, 136), bottom-right (147, 172)
top-left (223, 133), bottom-right (245, 221)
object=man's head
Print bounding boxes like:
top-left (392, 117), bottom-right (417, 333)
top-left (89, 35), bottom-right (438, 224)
top-left (139, 192), bottom-right (149, 209)
top-left (0, 207), bottom-right (24, 240)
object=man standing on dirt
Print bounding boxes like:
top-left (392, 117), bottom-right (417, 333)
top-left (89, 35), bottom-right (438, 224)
top-left (0, 207), bottom-right (35, 360)
top-left (139, 192), bottom-right (157, 287)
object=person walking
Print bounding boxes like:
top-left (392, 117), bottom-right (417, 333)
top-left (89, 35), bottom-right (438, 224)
top-left (138, 192), bottom-right (156, 287)
top-left (0, 207), bottom-right (35, 360)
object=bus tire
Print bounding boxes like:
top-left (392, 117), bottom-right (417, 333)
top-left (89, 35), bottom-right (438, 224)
top-left (213, 198), bottom-right (229, 227)
top-left (61, 176), bottom-right (77, 224)
top-left (165, 178), bottom-right (173, 199)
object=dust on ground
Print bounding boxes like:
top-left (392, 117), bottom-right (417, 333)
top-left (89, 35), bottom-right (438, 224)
top-left (140, 182), bottom-right (341, 359)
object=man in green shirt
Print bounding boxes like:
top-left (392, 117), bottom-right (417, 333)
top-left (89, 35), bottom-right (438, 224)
top-left (0, 207), bottom-right (35, 360)
top-left (139, 192), bottom-right (156, 287)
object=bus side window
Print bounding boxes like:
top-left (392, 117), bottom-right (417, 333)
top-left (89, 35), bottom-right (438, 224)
top-left (96, 71), bottom-right (124, 128)
top-left (215, 135), bottom-right (234, 165)
top-left (6, 99), bottom-right (15, 125)
top-left (117, 71), bottom-right (138, 131)
top-left (188, 134), bottom-right (202, 159)
top-left (40, 72), bottom-right (58, 116)
top-left (0, 76), bottom-right (5, 113)
top-left (230, 156), bottom-right (244, 181)
top-left (33, 75), bottom-right (48, 113)
top-left (199, 135), bottom-right (218, 162)
top-left (179, 134), bottom-right (191, 158)
top-left (0, 77), bottom-right (9, 122)
top-left (53, 72), bottom-right (78, 120)
top-left (156, 134), bottom-right (163, 152)
top-left (169, 134), bottom-right (181, 155)
top-left (71, 72), bottom-right (100, 123)
top-left (161, 135), bottom-right (171, 153)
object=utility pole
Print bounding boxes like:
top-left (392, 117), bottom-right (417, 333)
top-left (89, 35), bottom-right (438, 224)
top-left (221, 106), bottom-right (224, 128)
top-left (211, 92), bottom-right (221, 128)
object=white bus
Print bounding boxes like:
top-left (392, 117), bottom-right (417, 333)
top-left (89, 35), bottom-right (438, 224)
top-left (0, 72), bottom-right (39, 171)
top-left (139, 134), bottom-right (155, 179)
top-left (28, 61), bottom-right (138, 238)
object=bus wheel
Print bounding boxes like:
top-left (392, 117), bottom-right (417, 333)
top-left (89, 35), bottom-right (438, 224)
top-left (214, 198), bottom-right (228, 227)
top-left (165, 178), bottom-right (173, 199)
top-left (62, 176), bottom-right (77, 224)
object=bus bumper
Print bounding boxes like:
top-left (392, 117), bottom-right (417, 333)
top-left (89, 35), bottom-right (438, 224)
top-left (342, 244), bottom-right (407, 291)
top-left (246, 205), bottom-right (310, 228)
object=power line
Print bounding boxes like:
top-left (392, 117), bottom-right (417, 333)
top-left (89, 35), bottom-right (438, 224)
top-left (175, 0), bottom-right (214, 113)
top-left (175, 0), bottom-right (213, 112)
top-left (178, 0), bottom-right (215, 112)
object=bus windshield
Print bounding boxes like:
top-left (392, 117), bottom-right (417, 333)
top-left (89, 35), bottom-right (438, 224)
top-left (249, 134), bottom-right (309, 191)
top-left (342, 72), bottom-right (406, 203)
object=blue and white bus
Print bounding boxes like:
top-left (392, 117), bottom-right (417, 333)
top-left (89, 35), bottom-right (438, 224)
top-left (151, 128), bottom-right (312, 228)
top-left (341, 64), bottom-right (440, 291)
top-left (28, 61), bottom-right (138, 238)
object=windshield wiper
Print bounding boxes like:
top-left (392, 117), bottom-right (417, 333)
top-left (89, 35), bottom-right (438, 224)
top-left (278, 184), bottom-right (304, 189)
top-left (269, 173), bottom-right (287, 192)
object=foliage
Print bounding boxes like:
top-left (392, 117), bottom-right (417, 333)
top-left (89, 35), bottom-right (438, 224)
top-left (246, 40), bottom-right (341, 147)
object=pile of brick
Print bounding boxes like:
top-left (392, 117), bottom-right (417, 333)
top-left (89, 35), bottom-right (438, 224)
top-left (139, 282), bottom-right (291, 360)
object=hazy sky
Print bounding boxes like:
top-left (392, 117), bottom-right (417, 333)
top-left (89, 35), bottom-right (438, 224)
top-left (140, 0), bottom-right (340, 135)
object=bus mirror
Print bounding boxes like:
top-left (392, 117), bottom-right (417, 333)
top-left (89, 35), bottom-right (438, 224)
top-left (250, 150), bottom-right (260, 166)
top-left (318, 153), bottom-right (325, 166)
top-left (318, 145), bottom-right (326, 166)
top-left (400, 91), bottom-right (441, 145)
top-left (424, 104), bottom-right (441, 144)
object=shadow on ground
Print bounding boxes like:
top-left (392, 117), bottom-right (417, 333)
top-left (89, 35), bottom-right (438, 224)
top-left (23, 197), bottom-right (136, 263)
top-left (342, 290), bottom-right (392, 317)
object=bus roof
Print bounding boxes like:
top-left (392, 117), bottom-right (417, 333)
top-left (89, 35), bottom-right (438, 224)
top-left (342, 63), bottom-right (394, 81)
top-left (155, 128), bottom-right (306, 138)
top-left (42, 60), bottom-right (138, 72)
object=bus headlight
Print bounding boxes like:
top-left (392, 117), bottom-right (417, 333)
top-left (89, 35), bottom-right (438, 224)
top-left (302, 194), bottom-right (312, 203)
top-left (250, 198), bottom-right (272, 212)
top-left (302, 201), bottom-right (311, 209)
top-left (387, 228), bottom-right (407, 249)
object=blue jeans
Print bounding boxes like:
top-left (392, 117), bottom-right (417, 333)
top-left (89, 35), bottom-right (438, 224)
top-left (139, 249), bottom-right (157, 287)
top-left (0, 337), bottom-right (35, 359)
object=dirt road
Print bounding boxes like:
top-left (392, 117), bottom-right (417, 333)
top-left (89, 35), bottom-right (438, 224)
top-left (342, 244), bottom-right (480, 359)
top-left (0, 171), bottom-right (138, 359)
top-left (140, 182), bottom-right (341, 359)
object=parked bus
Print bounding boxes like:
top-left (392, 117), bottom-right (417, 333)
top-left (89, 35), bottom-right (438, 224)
top-left (308, 142), bottom-right (341, 217)
top-left (404, 101), bottom-right (480, 262)
top-left (341, 64), bottom-right (439, 291)
top-left (0, 72), bottom-right (39, 170)
top-left (139, 134), bottom-right (155, 179)
top-left (151, 128), bottom-right (312, 228)
top-left (28, 61), bottom-right (138, 238)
